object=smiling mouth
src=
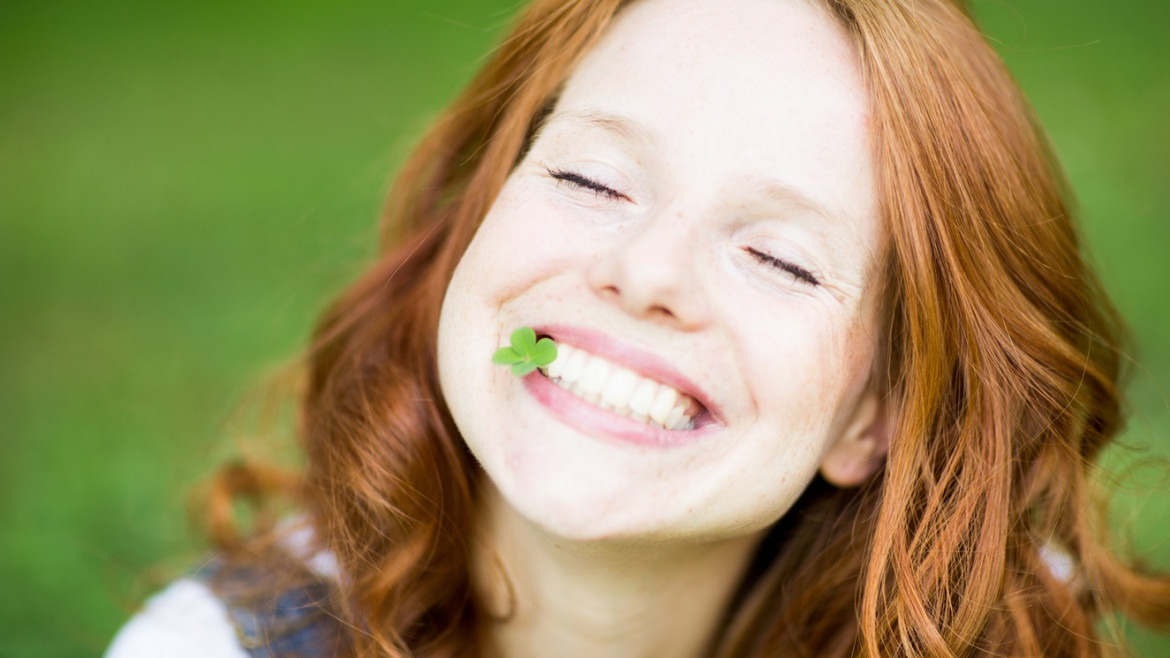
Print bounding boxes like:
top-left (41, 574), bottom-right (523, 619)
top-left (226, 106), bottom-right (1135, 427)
top-left (537, 343), bottom-right (705, 431)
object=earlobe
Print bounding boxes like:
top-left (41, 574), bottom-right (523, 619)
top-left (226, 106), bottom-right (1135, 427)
top-left (819, 391), bottom-right (894, 487)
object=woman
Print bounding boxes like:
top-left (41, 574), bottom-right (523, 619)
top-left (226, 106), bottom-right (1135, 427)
top-left (108, 0), bottom-right (1170, 655)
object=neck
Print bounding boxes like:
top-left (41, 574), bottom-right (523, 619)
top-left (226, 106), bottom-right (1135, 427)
top-left (473, 486), bottom-right (762, 658)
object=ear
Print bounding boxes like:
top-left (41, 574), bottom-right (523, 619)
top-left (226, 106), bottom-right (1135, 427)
top-left (819, 390), bottom-right (894, 487)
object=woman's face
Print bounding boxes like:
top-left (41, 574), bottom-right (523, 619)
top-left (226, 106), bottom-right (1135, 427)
top-left (438, 0), bottom-right (887, 543)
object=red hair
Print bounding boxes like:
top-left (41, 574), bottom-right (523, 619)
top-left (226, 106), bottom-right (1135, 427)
top-left (208, 1), bottom-right (1170, 655)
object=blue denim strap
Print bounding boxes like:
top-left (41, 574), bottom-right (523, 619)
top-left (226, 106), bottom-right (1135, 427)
top-left (194, 558), bottom-right (344, 658)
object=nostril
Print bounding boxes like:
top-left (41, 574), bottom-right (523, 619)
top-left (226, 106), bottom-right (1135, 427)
top-left (649, 305), bottom-right (675, 319)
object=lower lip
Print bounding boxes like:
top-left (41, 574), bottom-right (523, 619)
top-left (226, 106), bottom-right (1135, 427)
top-left (521, 370), bottom-right (717, 448)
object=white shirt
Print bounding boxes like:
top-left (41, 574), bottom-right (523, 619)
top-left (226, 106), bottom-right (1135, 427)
top-left (105, 578), bottom-right (247, 658)
top-left (105, 521), bottom-right (339, 658)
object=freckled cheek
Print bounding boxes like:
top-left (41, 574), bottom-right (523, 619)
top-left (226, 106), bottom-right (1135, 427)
top-left (471, 194), bottom-right (596, 290)
top-left (741, 317), bottom-right (859, 431)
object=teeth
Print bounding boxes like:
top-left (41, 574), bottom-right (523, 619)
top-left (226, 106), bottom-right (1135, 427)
top-left (601, 368), bottom-right (638, 410)
top-left (561, 348), bottom-right (588, 382)
top-left (545, 344), bottom-right (571, 378)
top-left (649, 387), bottom-right (678, 425)
top-left (579, 357), bottom-right (612, 403)
top-left (541, 343), bottom-right (700, 431)
top-left (628, 379), bottom-right (657, 422)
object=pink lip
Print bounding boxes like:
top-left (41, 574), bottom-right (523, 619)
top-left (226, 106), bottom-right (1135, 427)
top-left (532, 324), bottom-right (722, 421)
top-left (522, 370), bottom-right (720, 448)
top-left (516, 324), bottom-right (724, 447)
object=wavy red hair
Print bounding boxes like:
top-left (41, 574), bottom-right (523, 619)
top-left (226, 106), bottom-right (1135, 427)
top-left (208, 0), bottom-right (1170, 656)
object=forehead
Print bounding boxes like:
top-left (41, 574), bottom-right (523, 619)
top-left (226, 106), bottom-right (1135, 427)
top-left (550, 0), bottom-right (875, 235)
top-left (564, 0), bottom-right (865, 112)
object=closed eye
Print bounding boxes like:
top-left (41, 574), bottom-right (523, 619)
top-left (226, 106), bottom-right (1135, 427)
top-left (747, 247), bottom-right (820, 286)
top-left (547, 167), bottom-right (629, 202)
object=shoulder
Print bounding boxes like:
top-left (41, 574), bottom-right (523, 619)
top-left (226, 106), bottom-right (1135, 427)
top-left (105, 578), bottom-right (247, 658)
top-left (107, 519), bottom-right (343, 658)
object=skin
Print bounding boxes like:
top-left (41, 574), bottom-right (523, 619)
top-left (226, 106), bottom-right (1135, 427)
top-left (436, 0), bottom-right (893, 654)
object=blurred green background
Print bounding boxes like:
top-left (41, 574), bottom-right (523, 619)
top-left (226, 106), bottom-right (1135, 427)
top-left (1, 1), bottom-right (1168, 655)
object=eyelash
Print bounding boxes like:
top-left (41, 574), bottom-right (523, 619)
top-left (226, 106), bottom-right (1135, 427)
top-left (546, 168), bottom-right (817, 287)
top-left (547, 167), bottom-right (628, 201)
top-left (747, 247), bottom-right (821, 286)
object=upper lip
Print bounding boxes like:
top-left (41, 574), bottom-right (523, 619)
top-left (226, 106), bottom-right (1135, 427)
top-left (532, 323), bottom-right (722, 424)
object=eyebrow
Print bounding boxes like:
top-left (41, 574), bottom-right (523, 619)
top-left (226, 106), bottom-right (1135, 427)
top-left (753, 178), bottom-right (842, 227)
top-left (540, 108), bottom-right (660, 149)
top-left (541, 108), bottom-right (844, 226)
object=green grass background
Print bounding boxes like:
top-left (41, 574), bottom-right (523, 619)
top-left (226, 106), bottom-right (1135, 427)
top-left (2, 1), bottom-right (1168, 655)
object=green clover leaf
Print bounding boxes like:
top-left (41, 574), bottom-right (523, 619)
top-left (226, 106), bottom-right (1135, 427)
top-left (492, 327), bottom-right (558, 377)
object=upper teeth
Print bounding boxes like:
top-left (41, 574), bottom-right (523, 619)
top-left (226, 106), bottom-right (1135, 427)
top-left (540, 343), bottom-right (699, 431)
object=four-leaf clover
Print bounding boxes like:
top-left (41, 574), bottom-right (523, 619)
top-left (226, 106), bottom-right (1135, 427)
top-left (492, 327), bottom-right (558, 377)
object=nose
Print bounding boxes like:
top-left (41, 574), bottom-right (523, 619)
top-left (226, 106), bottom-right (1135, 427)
top-left (585, 210), bottom-right (710, 329)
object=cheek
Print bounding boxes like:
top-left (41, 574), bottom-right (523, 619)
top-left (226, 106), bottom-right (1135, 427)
top-left (437, 192), bottom-right (533, 423)
top-left (459, 183), bottom-right (595, 299)
top-left (438, 180), bottom-right (602, 440)
top-left (738, 301), bottom-right (874, 435)
top-left (459, 192), bottom-right (535, 295)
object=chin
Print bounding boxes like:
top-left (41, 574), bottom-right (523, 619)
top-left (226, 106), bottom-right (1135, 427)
top-left (489, 469), bottom-right (661, 544)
